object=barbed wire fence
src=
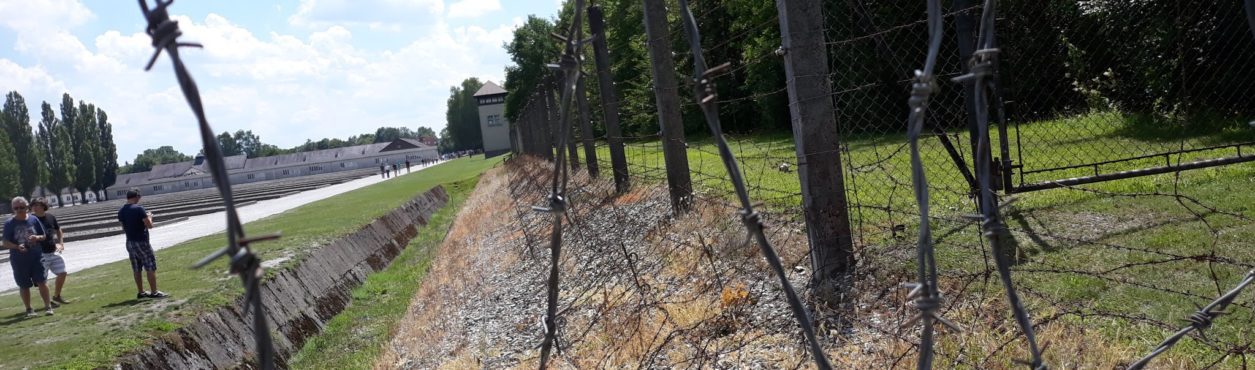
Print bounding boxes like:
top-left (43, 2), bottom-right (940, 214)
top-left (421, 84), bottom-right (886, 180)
top-left (120, 0), bottom-right (1255, 368)
top-left (505, 0), bottom-right (1255, 369)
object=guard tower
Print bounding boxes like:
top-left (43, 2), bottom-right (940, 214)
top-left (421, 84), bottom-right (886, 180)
top-left (474, 81), bottom-right (512, 157)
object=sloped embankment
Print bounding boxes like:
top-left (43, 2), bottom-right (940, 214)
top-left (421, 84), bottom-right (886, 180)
top-left (114, 185), bottom-right (450, 369)
top-left (379, 158), bottom-right (827, 369)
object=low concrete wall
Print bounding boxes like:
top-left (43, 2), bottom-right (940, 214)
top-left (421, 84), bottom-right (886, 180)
top-left (114, 185), bottom-right (450, 369)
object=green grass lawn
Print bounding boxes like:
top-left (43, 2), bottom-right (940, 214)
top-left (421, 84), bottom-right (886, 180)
top-left (592, 111), bottom-right (1255, 365)
top-left (287, 176), bottom-right (477, 369)
top-left (0, 156), bottom-right (501, 370)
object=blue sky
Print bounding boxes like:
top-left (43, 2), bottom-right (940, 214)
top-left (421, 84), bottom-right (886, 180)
top-left (0, 0), bottom-right (561, 162)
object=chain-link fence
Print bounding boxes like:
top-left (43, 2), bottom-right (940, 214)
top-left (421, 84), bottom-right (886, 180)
top-left (504, 0), bottom-right (1255, 369)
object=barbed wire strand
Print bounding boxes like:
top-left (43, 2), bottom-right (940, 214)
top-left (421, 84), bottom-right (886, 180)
top-left (136, 0), bottom-right (280, 368)
top-left (952, 0), bottom-right (1046, 368)
top-left (1247, 0), bottom-right (1255, 42)
top-left (676, 0), bottom-right (832, 368)
top-left (902, 1), bottom-right (963, 369)
top-left (1124, 3), bottom-right (1255, 367)
top-left (536, 0), bottom-right (587, 368)
top-left (1127, 270), bottom-right (1255, 369)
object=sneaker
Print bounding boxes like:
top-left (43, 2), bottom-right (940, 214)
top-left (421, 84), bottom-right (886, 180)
top-left (44, 308), bottom-right (54, 316)
top-left (52, 296), bottom-right (70, 305)
top-left (137, 291), bottom-right (151, 299)
top-left (24, 309), bottom-right (35, 318)
top-left (148, 291), bottom-right (170, 299)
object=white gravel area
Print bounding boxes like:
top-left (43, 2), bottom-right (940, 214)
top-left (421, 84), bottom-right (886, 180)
top-left (0, 160), bottom-right (445, 293)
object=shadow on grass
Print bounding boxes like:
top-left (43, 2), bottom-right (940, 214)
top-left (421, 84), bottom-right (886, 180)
top-left (1109, 112), bottom-right (1255, 144)
top-left (0, 312), bottom-right (30, 326)
top-left (102, 299), bottom-right (145, 308)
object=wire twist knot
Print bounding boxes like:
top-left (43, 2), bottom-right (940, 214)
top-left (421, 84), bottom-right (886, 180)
top-left (140, 0), bottom-right (203, 71)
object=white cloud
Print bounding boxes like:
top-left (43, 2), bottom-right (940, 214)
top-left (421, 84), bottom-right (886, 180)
top-left (0, 0), bottom-right (93, 31)
top-left (0, 2), bottom-right (516, 163)
top-left (289, 0), bottom-right (444, 29)
top-left (448, 0), bottom-right (502, 18)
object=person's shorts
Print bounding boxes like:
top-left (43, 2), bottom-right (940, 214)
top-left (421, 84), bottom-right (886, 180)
top-left (125, 240), bottom-right (157, 272)
top-left (10, 255), bottom-right (47, 289)
top-left (41, 253), bottom-right (66, 275)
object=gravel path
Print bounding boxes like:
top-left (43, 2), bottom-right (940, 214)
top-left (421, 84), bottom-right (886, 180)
top-left (0, 161), bottom-right (445, 293)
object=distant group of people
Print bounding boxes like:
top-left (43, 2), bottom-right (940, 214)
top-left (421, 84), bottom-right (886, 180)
top-left (380, 159), bottom-right (415, 179)
top-left (378, 158), bottom-right (443, 179)
top-left (439, 149), bottom-right (481, 161)
top-left (5, 189), bottom-right (167, 319)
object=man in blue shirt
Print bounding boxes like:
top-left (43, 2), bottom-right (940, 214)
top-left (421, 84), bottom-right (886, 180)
top-left (117, 189), bottom-right (168, 299)
top-left (4, 196), bottom-right (54, 317)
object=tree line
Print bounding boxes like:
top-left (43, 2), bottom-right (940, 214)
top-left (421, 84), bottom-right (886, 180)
top-left (440, 78), bottom-right (485, 154)
top-left (120, 126), bottom-right (440, 174)
top-left (499, 0), bottom-right (1255, 139)
top-left (0, 91), bottom-right (119, 204)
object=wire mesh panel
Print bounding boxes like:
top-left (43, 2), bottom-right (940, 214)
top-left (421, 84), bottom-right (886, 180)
top-left (999, 1), bottom-right (1255, 191)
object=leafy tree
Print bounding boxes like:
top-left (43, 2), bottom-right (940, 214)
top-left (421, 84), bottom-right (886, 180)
top-left (437, 127), bottom-right (455, 153)
top-left (372, 127), bottom-right (419, 143)
top-left (503, 15), bottom-right (561, 124)
top-left (37, 102), bottom-right (73, 202)
top-left (3, 92), bottom-right (40, 195)
top-left (233, 130), bottom-right (264, 158)
top-left (72, 102), bottom-right (99, 199)
top-left (0, 123), bottom-right (19, 199)
top-left (56, 94), bottom-right (78, 194)
top-left (126, 146), bottom-right (191, 173)
top-left (216, 131), bottom-right (242, 157)
top-left (415, 126), bottom-right (437, 141)
top-left (96, 108), bottom-right (118, 194)
top-left (443, 78), bottom-right (485, 151)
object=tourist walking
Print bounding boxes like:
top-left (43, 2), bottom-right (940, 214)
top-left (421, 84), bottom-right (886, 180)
top-left (4, 197), bottom-right (53, 317)
top-left (31, 198), bottom-right (70, 305)
top-left (118, 189), bottom-right (168, 299)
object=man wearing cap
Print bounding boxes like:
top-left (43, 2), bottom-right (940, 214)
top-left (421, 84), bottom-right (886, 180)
top-left (117, 189), bottom-right (168, 299)
top-left (31, 197), bottom-right (70, 305)
top-left (4, 196), bottom-right (54, 317)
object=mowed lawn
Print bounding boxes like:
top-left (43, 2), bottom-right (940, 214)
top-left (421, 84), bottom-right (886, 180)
top-left (593, 111), bottom-right (1255, 364)
top-left (0, 156), bottom-right (501, 369)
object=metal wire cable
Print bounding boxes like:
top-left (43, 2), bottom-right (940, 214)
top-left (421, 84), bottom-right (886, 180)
top-left (136, 1), bottom-right (279, 368)
top-left (1127, 270), bottom-right (1255, 369)
top-left (536, 0), bottom-right (587, 367)
top-left (951, 0), bottom-right (1045, 368)
top-left (1248, 0), bottom-right (1255, 40)
top-left (902, 1), bottom-right (963, 369)
top-left (676, 0), bottom-right (831, 368)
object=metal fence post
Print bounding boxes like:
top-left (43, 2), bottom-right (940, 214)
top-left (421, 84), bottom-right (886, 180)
top-left (578, 75), bottom-right (599, 177)
top-left (536, 92), bottom-right (555, 160)
top-left (541, 86), bottom-right (557, 160)
top-left (563, 75), bottom-right (581, 172)
top-left (589, 5), bottom-right (630, 193)
top-left (641, 0), bottom-right (693, 212)
top-left (776, 0), bottom-right (856, 299)
top-left (521, 100), bottom-right (534, 156)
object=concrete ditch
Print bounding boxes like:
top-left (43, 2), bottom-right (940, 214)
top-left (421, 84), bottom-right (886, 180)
top-left (113, 185), bottom-right (450, 369)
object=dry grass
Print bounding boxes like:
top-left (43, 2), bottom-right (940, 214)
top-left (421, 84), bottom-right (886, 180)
top-left (375, 164), bottom-right (517, 369)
